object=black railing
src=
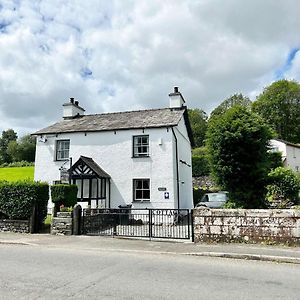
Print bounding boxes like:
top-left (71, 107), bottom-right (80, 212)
top-left (81, 208), bottom-right (191, 240)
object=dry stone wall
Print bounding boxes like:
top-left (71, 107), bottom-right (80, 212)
top-left (193, 208), bottom-right (300, 245)
top-left (0, 219), bottom-right (30, 233)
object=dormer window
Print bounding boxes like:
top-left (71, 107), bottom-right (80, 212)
top-left (56, 140), bottom-right (70, 161)
top-left (133, 135), bottom-right (149, 157)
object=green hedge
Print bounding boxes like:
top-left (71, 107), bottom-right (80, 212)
top-left (0, 161), bottom-right (35, 168)
top-left (0, 181), bottom-right (49, 223)
top-left (51, 184), bottom-right (78, 208)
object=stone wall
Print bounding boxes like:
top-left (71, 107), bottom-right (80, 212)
top-left (0, 219), bottom-right (30, 233)
top-left (193, 208), bottom-right (300, 245)
top-left (51, 212), bottom-right (72, 235)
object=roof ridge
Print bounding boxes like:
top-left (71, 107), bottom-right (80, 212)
top-left (82, 107), bottom-right (176, 117)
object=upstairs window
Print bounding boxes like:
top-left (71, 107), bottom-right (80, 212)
top-left (133, 135), bottom-right (149, 157)
top-left (56, 140), bottom-right (70, 161)
top-left (133, 179), bottom-right (150, 201)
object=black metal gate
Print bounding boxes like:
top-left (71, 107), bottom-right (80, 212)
top-left (81, 208), bottom-right (191, 240)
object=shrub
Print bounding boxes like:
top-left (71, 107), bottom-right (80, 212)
top-left (0, 181), bottom-right (49, 223)
top-left (206, 105), bottom-right (273, 208)
top-left (266, 167), bottom-right (300, 207)
top-left (51, 184), bottom-right (78, 208)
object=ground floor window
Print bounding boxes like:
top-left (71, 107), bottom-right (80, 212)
top-left (133, 179), bottom-right (150, 201)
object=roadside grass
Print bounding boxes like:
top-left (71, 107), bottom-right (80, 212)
top-left (0, 166), bottom-right (34, 182)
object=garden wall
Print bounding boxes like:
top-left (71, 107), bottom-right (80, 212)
top-left (193, 208), bottom-right (300, 245)
top-left (0, 219), bottom-right (30, 233)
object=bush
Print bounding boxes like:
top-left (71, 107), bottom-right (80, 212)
top-left (206, 105), bottom-right (273, 208)
top-left (266, 167), bottom-right (300, 207)
top-left (0, 181), bottom-right (49, 223)
top-left (51, 184), bottom-right (78, 208)
top-left (267, 151), bottom-right (283, 171)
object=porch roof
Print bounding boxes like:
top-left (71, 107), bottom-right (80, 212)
top-left (70, 156), bottom-right (110, 179)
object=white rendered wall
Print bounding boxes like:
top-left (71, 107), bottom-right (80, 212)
top-left (172, 117), bottom-right (193, 209)
top-left (286, 145), bottom-right (300, 172)
top-left (270, 139), bottom-right (300, 172)
top-left (35, 127), bottom-right (177, 210)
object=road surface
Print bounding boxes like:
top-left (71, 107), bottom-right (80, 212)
top-left (0, 243), bottom-right (299, 299)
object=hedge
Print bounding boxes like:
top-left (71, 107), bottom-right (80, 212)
top-left (51, 184), bottom-right (78, 208)
top-left (0, 181), bottom-right (49, 224)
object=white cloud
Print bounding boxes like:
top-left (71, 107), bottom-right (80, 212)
top-left (0, 0), bottom-right (299, 136)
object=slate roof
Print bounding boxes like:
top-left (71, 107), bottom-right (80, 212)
top-left (33, 108), bottom-right (185, 135)
top-left (272, 138), bottom-right (300, 149)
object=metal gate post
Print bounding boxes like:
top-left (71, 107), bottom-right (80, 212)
top-left (149, 209), bottom-right (152, 239)
top-left (191, 209), bottom-right (194, 242)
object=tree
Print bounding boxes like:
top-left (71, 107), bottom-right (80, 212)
top-left (17, 135), bottom-right (36, 162)
top-left (188, 109), bottom-right (208, 148)
top-left (6, 134), bottom-right (36, 163)
top-left (6, 141), bottom-right (21, 162)
top-left (266, 167), bottom-right (300, 207)
top-left (253, 79), bottom-right (300, 143)
top-left (210, 93), bottom-right (252, 119)
top-left (206, 106), bottom-right (273, 208)
top-left (0, 129), bottom-right (17, 163)
top-left (192, 147), bottom-right (210, 177)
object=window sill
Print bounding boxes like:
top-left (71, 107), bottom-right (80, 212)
top-left (132, 156), bottom-right (150, 159)
top-left (132, 200), bottom-right (151, 202)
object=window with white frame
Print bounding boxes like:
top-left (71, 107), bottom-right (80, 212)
top-left (133, 135), bottom-right (149, 157)
top-left (56, 140), bottom-right (70, 161)
top-left (133, 179), bottom-right (150, 201)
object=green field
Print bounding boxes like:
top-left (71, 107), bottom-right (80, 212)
top-left (0, 166), bottom-right (34, 182)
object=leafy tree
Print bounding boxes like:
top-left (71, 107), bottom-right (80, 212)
top-left (266, 167), bottom-right (300, 207)
top-left (206, 106), bottom-right (273, 208)
top-left (0, 129), bottom-right (17, 163)
top-left (18, 135), bottom-right (36, 162)
top-left (192, 147), bottom-right (210, 176)
top-left (253, 79), bottom-right (300, 143)
top-left (6, 134), bottom-right (36, 163)
top-left (6, 141), bottom-right (21, 162)
top-left (188, 109), bottom-right (208, 148)
top-left (210, 93), bottom-right (252, 119)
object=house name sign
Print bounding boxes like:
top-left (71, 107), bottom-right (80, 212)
top-left (158, 187), bottom-right (167, 191)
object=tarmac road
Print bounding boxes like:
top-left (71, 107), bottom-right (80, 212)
top-left (0, 242), bottom-right (300, 300)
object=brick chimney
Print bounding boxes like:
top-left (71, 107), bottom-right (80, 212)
top-left (63, 98), bottom-right (85, 119)
top-left (168, 87), bottom-right (185, 109)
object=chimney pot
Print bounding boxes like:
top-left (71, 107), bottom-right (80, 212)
top-left (70, 97), bottom-right (74, 103)
top-left (75, 101), bottom-right (79, 106)
top-left (174, 86), bottom-right (179, 93)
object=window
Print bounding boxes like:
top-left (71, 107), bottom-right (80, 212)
top-left (133, 179), bottom-right (150, 201)
top-left (133, 135), bottom-right (149, 157)
top-left (56, 140), bottom-right (70, 161)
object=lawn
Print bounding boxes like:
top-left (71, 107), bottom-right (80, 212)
top-left (0, 166), bottom-right (34, 182)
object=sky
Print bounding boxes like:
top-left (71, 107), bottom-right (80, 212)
top-left (0, 0), bottom-right (300, 137)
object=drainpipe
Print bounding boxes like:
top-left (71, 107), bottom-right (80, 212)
top-left (68, 157), bottom-right (72, 184)
top-left (171, 127), bottom-right (180, 209)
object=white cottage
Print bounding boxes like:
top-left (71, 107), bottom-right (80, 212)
top-left (33, 87), bottom-right (194, 211)
top-left (270, 139), bottom-right (300, 172)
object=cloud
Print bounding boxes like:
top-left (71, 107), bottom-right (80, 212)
top-left (0, 0), bottom-right (300, 136)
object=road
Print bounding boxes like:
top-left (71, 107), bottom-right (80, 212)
top-left (0, 243), bottom-right (299, 300)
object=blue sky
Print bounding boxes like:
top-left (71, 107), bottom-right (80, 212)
top-left (0, 0), bottom-right (300, 136)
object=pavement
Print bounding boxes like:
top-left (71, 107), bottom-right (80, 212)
top-left (0, 232), bottom-right (300, 264)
